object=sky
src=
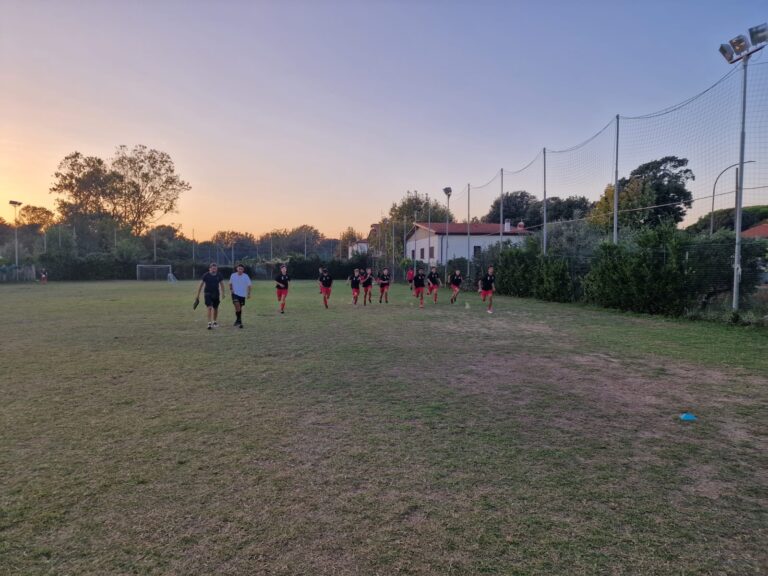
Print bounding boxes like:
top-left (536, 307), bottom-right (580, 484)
top-left (1, 0), bottom-right (766, 239)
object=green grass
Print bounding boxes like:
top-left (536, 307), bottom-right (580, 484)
top-left (1, 280), bottom-right (766, 575)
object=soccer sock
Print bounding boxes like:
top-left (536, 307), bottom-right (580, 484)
top-left (236, 311), bottom-right (242, 321)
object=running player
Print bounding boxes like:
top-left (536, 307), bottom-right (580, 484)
top-left (348, 268), bottom-right (362, 305)
top-left (478, 265), bottom-right (496, 313)
top-left (406, 267), bottom-right (415, 291)
top-left (275, 264), bottom-right (290, 314)
top-left (377, 267), bottom-right (391, 303)
top-left (449, 268), bottom-right (463, 304)
top-left (361, 267), bottom-right (374, 305)
top-left (195, 262), bottom-right (225, 329)
top-left (426, 266), bottom-right (441, 304)
top-left (413, 268), bottom-right (426, 308)
top-left (318, 267), bottom-right (333, 308)
top-left (229, 263), bottom-right (252, 328)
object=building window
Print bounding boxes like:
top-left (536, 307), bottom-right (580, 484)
top-left (473, 245), bottom-right (482, 257)
top-left (429, 246), bottom-right (435, 259)
top-left (420, 248), bottom-right (425, 259)
top-left (411, 249), bottom-right (415, 260)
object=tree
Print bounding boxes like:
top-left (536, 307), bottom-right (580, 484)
top-left (547, 196), bottom-right (594, 222)
top-left (17, 205), bottom-right (56, 230)
top-left (620, 156), bottom-right (693, 225)
top-left (339, 227), bottom-right (362, 259)
top-left (483, 191), bottom-right (536, 224)
top-left (110, 145), bottom-right (191, 235)
top-left (686, 205), bottom-right (768, 234)
top-left (50, 152), bottom-right (121, 220)
top-left (589, 179), bottom-right (655, 232)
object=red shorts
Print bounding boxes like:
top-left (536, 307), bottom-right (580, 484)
top-left (452, 285), bottom-right (461, 294)
top-left (428, 285), bottom-right (439, 294)
top-left (321, 287), bottom-right (332, 297)
top-left (379, 284), bottom-right (389, 293)
top-left (481, 290), bottom-right (493, 299)
top-left (352, 288), bottom-right (360, 297)
top-left (276, 288), bottom-right (288, 300)
top-left (414, 287), bottom-right (425, 297)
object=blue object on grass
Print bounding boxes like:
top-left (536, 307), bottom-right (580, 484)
top-left (679, 412), bottom-right (698, 422)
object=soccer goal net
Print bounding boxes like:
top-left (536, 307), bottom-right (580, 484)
top-left (136, 264), bottom-right (174, 281)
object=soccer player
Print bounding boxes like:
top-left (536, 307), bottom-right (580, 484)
top-left (275, 264), bottom-right (290, 314)
top-left (377, 267), bottom-right (391, 303)
top-left (426, 266), bottom-right (441, 304)
top-left (413, 268), bottom-right (426, 308)
top-left (406, 267), bottom-right (415, 291)
top-left (478, 265), bottom-right (496, 314)
top-left (318, 267), bottom-right (333, 308)
top-left (449, 268), bottom-right (463, 304)
top-left (348, 268), bottom-right (362, 305)
top-left (229, 263), bottom-right (252, 328)
top-left (361, 267), bottom-right (374, 305)
top-left (195, 262), bottom-right (225, 329)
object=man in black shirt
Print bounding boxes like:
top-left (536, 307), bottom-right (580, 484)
top-left (413, 268), bottom-right (426, 308)
top-left (377, 268), bottom-right (391, 303)
top-left (195, 262), bottom-right (225, 329)
top-left (478, 265), bottom-right (496, 314)
top-left (348, 268), bottom-right (362, 306)
top-left (318, 267), bottom-right (334, 309)
top-left (361, 267), bottom-right (374, 306)
top-left (275, 264), bottom-right (290, 314)
top-left (427, 266), bottom-right (441, 304)
top-left (449, 268), bottom-right (463, 304)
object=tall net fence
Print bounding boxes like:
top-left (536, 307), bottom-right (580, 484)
top-left (395, 61), bottom-right (768, 315)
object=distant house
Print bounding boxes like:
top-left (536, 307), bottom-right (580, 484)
top-left (348, 240), bottom-right (368, 259)
top-left (406, 220), bottom-right (530, 266)
top-left (742, 221), bottom-right (768, 239)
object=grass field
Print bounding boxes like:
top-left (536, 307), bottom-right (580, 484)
top-left (2, 280), bottom-right (767, 575)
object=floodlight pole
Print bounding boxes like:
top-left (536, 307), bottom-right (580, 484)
top-left (443, 187), bottom-right (452, 284)
top-left (542, 148), bottom-right (548, 255)
top-left (499, 168), bottom-right (504, 243)
top-left (466, 183), bottom-right (471, 277)
top-left (427, 194), bottom-right (431, 267)
top-left (732, 52), bottom-right (750, 312)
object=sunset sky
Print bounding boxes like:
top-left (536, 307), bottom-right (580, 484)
top-left (1, 0), bottom-right (765, 239)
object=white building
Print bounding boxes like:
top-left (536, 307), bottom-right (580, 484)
top-left (348, 240), bottom-right (369, 259)
top-left (406, 221), bottom-right (529, 266)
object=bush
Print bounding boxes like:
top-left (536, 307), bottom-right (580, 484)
top-left (533, 256), bottom-right (573, 302)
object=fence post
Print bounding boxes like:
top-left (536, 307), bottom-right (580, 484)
top-left (499, 168), bottom-right (504, 243)
top-left (613, 114), bottom-right (620, 244)
top-left (732, 52), bottom-right (750, 313)
top-left (467, 183), bottom-right (471, 277)
top-left (542, 148), bottom-right (548, 255)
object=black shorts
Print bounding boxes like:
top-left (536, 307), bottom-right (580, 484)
top-left (231, 294), bottom-right (246, 306)
top-left (204, 293), bottom-right (220, 308)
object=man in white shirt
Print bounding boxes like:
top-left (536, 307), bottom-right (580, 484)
top-left (229, 264), bottom-right (252, 328)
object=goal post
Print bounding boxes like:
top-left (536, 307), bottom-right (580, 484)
top-left (136, 264), bottom-right (173, 281)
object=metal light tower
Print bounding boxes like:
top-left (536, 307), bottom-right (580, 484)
top-left (9, 200), bottom-right (22, 281)
top-left (719, 23), bottom-right (767, 312)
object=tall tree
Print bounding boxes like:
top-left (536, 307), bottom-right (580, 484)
top-left (589, 179), bottom-right (655, 232)
top-left (17, 205), bottom-right (56, 230)
top-left (483, 191), bottom-right (536, 224)
top-left (50, 152), bottom-right (121, 220)
top-left (620, 156), bottom-right (693, 225)
top-left (110, 145), bottom-right (191, 235)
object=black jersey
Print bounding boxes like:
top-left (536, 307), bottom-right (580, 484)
top-left (201, 272), bottom-right (223, 294)
top-left (480, 274), bottom-right (496, 291)
top-left (450, 273), bottom-right (463, 287)
top-left (378, 273), bottom-right (390, 286)
top-left (319, 273), bottom-right (333, 288)
top-left (349, 275), bottom-right (361, 289)
top-left (275, 274), bottom-right (290, 289)
top-left (427, 272), bottom-right (440, 286)
top-left (361, 273), bottom-right (373, 287)
top-left (413, 272), bottom-right (426, 288)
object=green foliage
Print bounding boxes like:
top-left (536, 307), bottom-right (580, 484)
top-left (686, 205), bottom-right (768, 234)
top-left (495, 247), bottom-right (538, 297)
top-left (533, 256), bottom-right (573, 302)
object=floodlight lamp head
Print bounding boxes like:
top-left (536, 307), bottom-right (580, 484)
top-left (443, 187), bottom-right (452, 197)
top-left (9, 200), bottom-right (22, 207)
top-left (729, 34), bottom-right (750, 54)
top-left (719, 43), bottom-right (735, 63)
top-left (749, 23), bottom-right (768, 47)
